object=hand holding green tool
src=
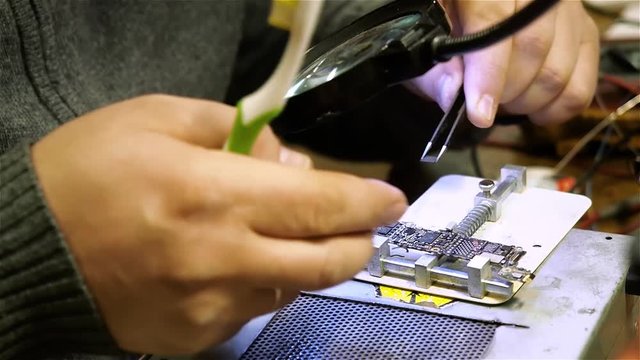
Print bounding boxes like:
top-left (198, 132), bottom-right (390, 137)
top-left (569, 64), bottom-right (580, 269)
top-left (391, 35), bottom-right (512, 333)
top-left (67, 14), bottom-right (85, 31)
top-left (224, 0), bottom-right (324, 154)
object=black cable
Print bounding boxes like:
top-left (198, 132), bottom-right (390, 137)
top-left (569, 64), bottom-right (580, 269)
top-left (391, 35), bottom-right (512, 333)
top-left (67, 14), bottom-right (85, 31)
top-left (632, 155), bottom-right (640, 183)
top-left (594, 125), bottom-right (614, 166)
top-left (470, 145), bottom-right (483, 178)
top-left (433, 0), bottom-right (561, 61)
top-left (584, 124), bottom-right (614, 200)
top-left (570, 149), bottom-right (612, 194)
top-left (570, 133), bottom-right (632, 193)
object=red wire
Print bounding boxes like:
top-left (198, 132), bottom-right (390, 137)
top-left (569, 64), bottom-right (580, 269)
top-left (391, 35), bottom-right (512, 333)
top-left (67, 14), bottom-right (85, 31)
top-left (622, 218), bottom-right (640, 235)
top-left (601, 74), bottom-right (640, 95)
top-left (577, 211), bottom-right (600, 229)
top-left (576, 203), bottom-right (640, 230)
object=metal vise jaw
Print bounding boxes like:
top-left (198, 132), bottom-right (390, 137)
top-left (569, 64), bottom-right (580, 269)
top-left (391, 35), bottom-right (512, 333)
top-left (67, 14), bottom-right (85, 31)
top-left (367, 237), bottom-right (513, 299)
top-left (474, 165), bottom-right (527, 222)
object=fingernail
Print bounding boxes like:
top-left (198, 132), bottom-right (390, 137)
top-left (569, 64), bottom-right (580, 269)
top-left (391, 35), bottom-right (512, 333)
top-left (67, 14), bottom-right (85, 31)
top-left (279, 147), bottom-right (312, 168)
top-left (476, 94), bottom-right (497, 128)
top-left (366, 179), bottom-right (408, 223)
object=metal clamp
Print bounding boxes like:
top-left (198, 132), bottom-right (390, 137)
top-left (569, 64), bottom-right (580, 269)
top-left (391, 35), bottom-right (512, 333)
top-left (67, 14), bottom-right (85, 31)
top-left (453, 165), bottom-right (526, 237)
top-left (368, 238), bottom-right (514, 299)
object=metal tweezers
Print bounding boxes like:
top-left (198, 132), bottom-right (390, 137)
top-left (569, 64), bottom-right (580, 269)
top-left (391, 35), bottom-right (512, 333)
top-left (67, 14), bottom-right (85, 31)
top-left (420, 88), bottom-right (466, 163)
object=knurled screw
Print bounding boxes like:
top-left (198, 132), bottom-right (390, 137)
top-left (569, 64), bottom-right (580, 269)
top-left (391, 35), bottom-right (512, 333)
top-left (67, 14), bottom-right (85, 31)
top-left (479, 179), bottom-right (495, 197)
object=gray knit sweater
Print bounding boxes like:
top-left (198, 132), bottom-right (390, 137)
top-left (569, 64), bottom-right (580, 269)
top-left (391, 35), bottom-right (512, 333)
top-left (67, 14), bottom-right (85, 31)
top-left (0, 1), bottom-right (384, 358)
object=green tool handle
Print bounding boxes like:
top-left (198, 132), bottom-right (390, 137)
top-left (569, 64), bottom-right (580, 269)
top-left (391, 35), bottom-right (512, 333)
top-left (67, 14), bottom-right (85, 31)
top-left (224, 101), bottom-right (283, 154)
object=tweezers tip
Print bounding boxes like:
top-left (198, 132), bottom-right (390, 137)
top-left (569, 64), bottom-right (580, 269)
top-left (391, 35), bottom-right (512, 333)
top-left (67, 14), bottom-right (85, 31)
top-left (436, 145), bottom-right (447, 161)
top-left (421, 142), bottom-right (433, 159)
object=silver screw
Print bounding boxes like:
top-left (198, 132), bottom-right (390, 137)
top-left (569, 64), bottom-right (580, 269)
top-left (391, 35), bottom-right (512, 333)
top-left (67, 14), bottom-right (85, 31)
top-left (479, 179), bottom-right (495, 198)
top-left (453, 179), bottom-right (497, 237)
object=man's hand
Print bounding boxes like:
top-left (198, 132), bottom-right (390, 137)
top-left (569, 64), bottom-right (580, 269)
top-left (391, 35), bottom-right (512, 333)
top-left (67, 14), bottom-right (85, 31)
top-left (32, 95), bottom-right (407, 355)
top-left (411, 0), bottom-right (599, 127)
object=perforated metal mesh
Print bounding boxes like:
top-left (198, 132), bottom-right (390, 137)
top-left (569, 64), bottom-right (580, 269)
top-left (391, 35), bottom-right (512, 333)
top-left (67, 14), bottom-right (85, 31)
top-left (241, 294), bottom-right (497, 360)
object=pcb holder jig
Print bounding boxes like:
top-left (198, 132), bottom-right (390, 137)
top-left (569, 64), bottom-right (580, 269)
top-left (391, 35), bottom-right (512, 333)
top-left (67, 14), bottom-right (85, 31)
top-left (367, 165), bottom-right (528, 300)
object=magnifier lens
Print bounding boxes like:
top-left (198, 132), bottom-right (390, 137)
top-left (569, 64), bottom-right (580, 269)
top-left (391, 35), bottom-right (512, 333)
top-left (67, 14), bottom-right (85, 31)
top-left (287, 13), bottom-right (421, 98)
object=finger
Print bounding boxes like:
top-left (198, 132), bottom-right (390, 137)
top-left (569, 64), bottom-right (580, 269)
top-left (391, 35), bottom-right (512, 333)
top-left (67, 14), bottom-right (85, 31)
top-left (405, 57), bottom-right (463, 111)
top-left (274, 289), bottom-right (299, 309)
top-left (224, 288), bottom-right (297, 320)
top-left (188, 150), bottom-right (406, 236)
top-left (249, 127), bottom-right (289, 163)
top-left (165, 223), bottom-right (370, 292)
top-left (279, 146), bottom-right (314, 169)
top-left (182, 150), bottom-right (405, 237)
top-left (162, 97), bottom-right (281, 158)
top-left (174, 287), bottom-right (289, 352)
top-left (224, 158), bottom-right (407, 237)
top-left (503, 1), bottom-right (580, 114)
top-left (190, 288), bottom-right (297, 351)
top-left (177, 287), bottom-right (290, 327)
top-left (125, 94), bottom-right (237, 148)
top-left (500, 0), bottom-right (557, 103)
top-left (167, 98), bottom-right (282, 160)
top-left (249, 288), bottom-right (299, 313)
top-left (236, 231), bottom-right (375, 290)
top-left (456, 1), bottom-right (516, 127)
top-left (529, 19), bottom-right (599, 125)
top-left (124, 95), bottom-right (283, 156)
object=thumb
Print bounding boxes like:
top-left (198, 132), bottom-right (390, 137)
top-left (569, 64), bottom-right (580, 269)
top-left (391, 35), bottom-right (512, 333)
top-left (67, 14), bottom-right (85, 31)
top-left (124, 94), bottom-right (237, 149)
top-left (462, 46), bottom-right (511, 128)
top-left (405, 58), bottom-right (463, 112)
top-left (126, 95), bottom-right (283, 157)
top-left (454, 1), bottom-right (516, 128)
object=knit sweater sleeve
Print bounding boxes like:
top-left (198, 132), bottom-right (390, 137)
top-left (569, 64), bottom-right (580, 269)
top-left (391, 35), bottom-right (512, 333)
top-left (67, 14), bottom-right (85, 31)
top-left (0, 144), bottom-right (118, 359)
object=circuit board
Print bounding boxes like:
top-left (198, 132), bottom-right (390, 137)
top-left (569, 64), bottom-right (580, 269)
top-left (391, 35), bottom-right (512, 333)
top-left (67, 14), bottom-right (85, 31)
top-left (376, 222), bottom-right (526, 266)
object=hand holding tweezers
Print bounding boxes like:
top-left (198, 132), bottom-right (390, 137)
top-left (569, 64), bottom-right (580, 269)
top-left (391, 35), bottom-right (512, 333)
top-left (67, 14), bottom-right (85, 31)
top-left (421, 88), bottom-right (466, 163)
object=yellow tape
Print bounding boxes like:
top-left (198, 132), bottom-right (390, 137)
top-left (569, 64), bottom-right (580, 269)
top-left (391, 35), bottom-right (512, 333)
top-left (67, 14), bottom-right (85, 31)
top-left (414, 293), bottom-right (454, 307)
top-left (379, 285), bottom-right (414, 303)
top-left (268, 0), bottom-right (298, 30)
top-left (377, 285), bottom-right (454, 308)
